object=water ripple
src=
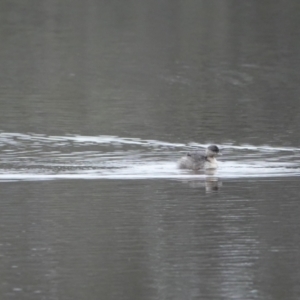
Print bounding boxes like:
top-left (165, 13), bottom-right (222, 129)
top-left (0, 132), bottom-right (299, 181)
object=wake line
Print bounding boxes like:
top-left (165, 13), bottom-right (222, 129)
top-left (0, 132), bottom-right (299, 152)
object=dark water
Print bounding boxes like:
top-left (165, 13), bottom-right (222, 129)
top-left (1, 1), bottom-right (300, 299)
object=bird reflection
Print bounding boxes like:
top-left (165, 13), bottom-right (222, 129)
top-left (181, 169), bottom-right (222, 192)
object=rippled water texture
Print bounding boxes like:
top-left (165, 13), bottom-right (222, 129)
top-left (1, 132), bottom-right (300, 181)
top-left (1, 1), bottom-right (300, 300)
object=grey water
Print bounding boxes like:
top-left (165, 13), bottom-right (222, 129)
top-left (1, 1), bottom-right (300, 300)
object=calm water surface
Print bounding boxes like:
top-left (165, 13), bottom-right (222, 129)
top-left (1, 1), bottom-right (300, 300)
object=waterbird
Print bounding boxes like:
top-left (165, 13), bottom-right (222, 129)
top-left (178, 145), bottom-right (220, 170)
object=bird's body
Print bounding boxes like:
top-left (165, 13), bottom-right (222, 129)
top-left (178, 145), bottom-right (220, 170)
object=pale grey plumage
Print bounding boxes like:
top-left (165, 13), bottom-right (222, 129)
top-left (178, 145), bottom-right (220, 170)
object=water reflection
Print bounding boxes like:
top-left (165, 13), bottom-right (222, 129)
top-left (180, 169), bottom-right (222, 192)
top-left (181, 177), bottom-right (222, 192)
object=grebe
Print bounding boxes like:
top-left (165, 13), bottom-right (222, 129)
top-left (178, 145), bottom-right (220, 170)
